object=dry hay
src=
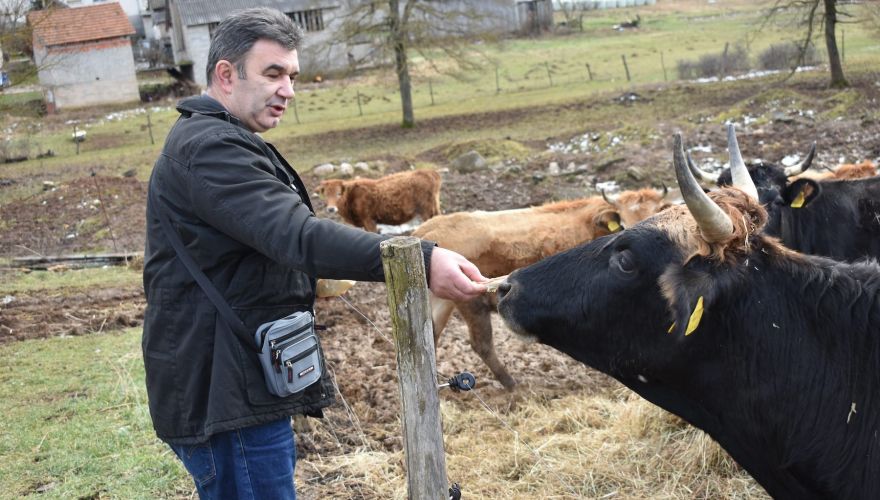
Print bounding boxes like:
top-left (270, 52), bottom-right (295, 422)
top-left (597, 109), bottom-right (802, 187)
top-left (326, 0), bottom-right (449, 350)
top-left (296, 386), bottom-right (768, 499)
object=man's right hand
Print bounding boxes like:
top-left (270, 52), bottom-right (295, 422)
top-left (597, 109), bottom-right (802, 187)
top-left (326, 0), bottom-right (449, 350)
top-left (428, 247), bottom-right (488, 302)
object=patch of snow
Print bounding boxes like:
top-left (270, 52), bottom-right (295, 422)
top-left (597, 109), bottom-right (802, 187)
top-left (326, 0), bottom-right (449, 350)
top-left (781, 154), bottom-right (802, 167)
top-left (694, 66), bottom-right (819, 85)
top-left (378, 217), bottom-right (423, 236)
top-left (595, 180), bottom-right (619, 193)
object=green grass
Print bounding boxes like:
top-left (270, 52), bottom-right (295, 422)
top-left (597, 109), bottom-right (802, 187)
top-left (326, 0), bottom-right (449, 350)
top-left (0, 328), bottom-right (192, 499)
top-left (0, 267), bottom-right (142, 295)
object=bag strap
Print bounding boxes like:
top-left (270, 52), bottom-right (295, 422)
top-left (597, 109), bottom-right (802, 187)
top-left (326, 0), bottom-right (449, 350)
top-left (154, 195), bottom-right (258, 351)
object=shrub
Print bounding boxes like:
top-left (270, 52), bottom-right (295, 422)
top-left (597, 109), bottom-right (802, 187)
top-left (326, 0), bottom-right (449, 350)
top-left (676, 43), bottom-right (750, 80)
top-left (758, 41), bottom-right (819, 70)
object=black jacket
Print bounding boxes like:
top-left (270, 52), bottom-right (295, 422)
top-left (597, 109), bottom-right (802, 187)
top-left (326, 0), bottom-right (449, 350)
top-left (143, 95), bottom-right (433, 444)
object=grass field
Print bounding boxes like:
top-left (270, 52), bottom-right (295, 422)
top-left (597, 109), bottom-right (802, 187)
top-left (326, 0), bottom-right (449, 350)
top-left (1, 0), bottom-right (877, 198)
top-left (0, 325), bottom-right (192, 499)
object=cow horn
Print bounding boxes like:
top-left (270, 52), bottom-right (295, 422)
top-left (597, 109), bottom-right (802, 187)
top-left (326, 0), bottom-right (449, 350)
top-left (727, 124), bottom-right (759, 200)
top-left (783, 142), bottom-right (817, 176)
top-left (601, 188), bottom-right (619, 204)
top-left (674, 133), bottom-right (734, 242)
top-left (686, 151), bottom-right (720, 183)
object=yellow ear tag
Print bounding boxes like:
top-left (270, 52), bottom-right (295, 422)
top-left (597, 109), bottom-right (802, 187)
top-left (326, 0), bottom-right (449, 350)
top-left (667, 322), bottom-right (676, 334)
top-left (685, 296), bottom-right (704, 336)
top-left (608, 220), bottom-right (621, 232)
top-left (790, 190), bottom-right (806, 208)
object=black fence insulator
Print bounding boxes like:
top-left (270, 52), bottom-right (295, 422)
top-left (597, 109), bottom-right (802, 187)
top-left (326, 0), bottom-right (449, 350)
top-left (448, 482), bottom-right (462, 500)
top-left (439, 372), bottom-right (476, 392)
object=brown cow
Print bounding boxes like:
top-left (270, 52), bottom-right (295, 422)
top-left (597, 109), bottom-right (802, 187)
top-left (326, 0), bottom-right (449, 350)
top-left (315, 169), bottom-right (442, 232)
top-left (791, 160), bottom-right (877, 181)
top-left (414, 188), bottom-right (670, 388)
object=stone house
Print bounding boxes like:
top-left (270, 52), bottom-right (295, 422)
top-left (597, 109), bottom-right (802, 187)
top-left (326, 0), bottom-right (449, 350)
top-left (29, 3), bottom-right (139, 111)
top-left (154, 0), bottom-right (552, 89)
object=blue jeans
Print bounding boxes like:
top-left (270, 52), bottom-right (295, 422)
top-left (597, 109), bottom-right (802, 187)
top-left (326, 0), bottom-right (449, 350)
top-left (169, 417), bottom-right (296, 500)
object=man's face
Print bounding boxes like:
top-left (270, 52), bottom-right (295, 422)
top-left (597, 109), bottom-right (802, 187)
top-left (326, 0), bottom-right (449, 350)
top-left (225, 39), bottom-right (299, 133)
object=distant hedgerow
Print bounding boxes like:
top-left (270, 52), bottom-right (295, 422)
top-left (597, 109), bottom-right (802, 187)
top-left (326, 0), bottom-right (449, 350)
top-left (758, 41), bottom-right (820, 70)
top-left (676, 43), bottom-right (750, 80)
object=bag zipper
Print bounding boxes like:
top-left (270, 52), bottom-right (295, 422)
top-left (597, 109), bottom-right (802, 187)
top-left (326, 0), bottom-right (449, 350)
top-left (269, 323), bottom-right (313, 372)
top-left (268, 322), bottom-right (312, 350)
top-left (285, 344), bottom-right (319, 382)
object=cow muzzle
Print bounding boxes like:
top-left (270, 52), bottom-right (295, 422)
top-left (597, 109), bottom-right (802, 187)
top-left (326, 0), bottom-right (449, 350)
top-left (495, 279), bottom-right (539, 343)
top-left (495, 281), bottom-right (512, 300)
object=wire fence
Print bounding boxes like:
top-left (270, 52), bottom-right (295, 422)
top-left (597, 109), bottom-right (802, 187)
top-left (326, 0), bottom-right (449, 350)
top-left (287, 40), bottom-right (841, 125)
top-left (0, 31), bottom-right (854, 164)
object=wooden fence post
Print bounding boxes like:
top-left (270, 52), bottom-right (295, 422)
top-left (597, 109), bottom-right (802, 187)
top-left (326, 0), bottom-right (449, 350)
top-left (146, 112), bottom-right (155, 145)
top-left (660, 52), bottom-right (668, 82)
top-left (380, 236), bottom-right (448, 499)
top-left (586, 63), bottom-right (593, 81)
top-left (621, 54), bottom-right (631, 82)
top-left (720, 42), bottom-right (730, 79)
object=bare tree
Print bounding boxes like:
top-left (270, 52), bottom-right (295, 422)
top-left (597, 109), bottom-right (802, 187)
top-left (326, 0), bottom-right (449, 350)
top-left (0, 0), bottom-right (34, 59)
top-left (766, 0), bottom-right (851, 87)
top-left (328, 0), bottom-right (508, 128)
top-left (556, 2), bottom-right (587, 32)
top-left (0, 0), bottom-right (66, 88)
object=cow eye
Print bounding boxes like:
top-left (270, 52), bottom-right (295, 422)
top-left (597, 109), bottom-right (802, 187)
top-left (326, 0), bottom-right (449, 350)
top-left (611, 249), bottom-right (637, 275)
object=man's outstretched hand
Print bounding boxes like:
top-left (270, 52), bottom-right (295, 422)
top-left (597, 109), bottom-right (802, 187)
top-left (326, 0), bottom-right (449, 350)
top-left (428, 247), bottom-right (488, 301)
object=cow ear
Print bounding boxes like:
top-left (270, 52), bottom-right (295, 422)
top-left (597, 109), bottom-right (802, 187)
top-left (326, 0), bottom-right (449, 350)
top-left (597, 211), bottom-right (623, 233)
top-left (782, 179), bottom-right (821, 209)
top-left (662, 267), bottom-right (716, 339)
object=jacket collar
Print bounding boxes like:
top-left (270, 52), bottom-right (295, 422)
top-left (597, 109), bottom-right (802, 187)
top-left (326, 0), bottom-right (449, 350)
top-left (176, 94), bottom-right (246, 130)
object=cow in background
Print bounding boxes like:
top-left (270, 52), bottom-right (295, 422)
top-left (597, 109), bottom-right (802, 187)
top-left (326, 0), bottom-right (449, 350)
top-left (791, 159), bottom-right (877, 181)
top-left (315, 169), bottom-right (441, 232)
top-left (497, 134), bottom-right (880, 499)
top-left (688, 127), bottom-right (880, 261)
top-left (415, 188), bottom-right (671, 388)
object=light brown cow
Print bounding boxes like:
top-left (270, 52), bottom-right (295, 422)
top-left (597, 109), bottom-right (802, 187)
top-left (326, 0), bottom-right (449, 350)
top-left (413, 188), bottom-right (671, 388)
top-left (791, 160), bottom-right (877, 181)
top-left (315, 169), bottom-right (442, 232)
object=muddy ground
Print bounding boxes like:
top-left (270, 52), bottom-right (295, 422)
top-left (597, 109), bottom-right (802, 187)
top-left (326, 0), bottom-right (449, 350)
top-left (1, 73), bottom-right (879, 495)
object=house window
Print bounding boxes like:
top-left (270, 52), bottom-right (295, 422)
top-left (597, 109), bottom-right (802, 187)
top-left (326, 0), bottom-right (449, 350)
top-left (287, 9), bottom-right (324, 32)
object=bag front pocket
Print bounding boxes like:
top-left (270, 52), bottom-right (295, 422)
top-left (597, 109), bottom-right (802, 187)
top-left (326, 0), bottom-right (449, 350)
top-left (279, 335), bottom-right (321, 392)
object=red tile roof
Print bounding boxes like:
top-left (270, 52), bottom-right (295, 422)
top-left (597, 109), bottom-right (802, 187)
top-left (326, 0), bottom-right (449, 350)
top-left (29, 3), bottom-right (135, 47)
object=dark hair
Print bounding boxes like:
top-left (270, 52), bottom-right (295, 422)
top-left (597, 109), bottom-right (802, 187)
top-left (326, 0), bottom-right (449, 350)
top-left (206, 7), bottom-right (303, 85)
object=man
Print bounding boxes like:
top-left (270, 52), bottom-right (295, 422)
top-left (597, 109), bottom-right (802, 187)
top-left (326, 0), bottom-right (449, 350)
top-left (142, 7), bottom-right (487, 499)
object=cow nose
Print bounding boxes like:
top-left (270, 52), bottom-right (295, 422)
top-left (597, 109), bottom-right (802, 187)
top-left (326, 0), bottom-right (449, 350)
top-left (496, 281), bottom-right (512, 300)
top-left (326, 206), bottom-right (337, 214)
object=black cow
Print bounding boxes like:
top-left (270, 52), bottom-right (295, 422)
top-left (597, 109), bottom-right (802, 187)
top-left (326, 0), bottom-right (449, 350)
top-left (497, 134), bottom-right (880, 499)
top-left (690, 126), bottom-right (880, 261)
